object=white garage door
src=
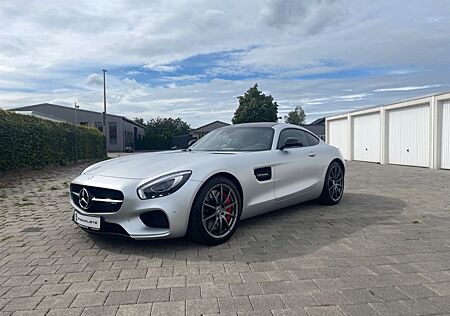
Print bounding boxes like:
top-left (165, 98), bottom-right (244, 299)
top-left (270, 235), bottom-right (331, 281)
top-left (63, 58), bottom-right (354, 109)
top-left (388, 105), bottom-right (430, 167)
top-left (441, 100), bottom-right (450, 169)
top-left (328, 118), bottom-right (348, 160)
top-left (353, 113), bottom-right (381, 162)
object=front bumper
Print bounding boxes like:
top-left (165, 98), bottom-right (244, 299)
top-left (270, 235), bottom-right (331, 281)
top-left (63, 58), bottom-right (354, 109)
top-left (70, 174), bottom-right (202, 240)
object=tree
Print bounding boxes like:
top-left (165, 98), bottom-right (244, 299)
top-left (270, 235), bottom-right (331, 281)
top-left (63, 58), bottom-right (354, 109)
top-left (285, 106), bottom-right (306, 125)
top-left (146, 117), bottom-right (190, 136)
top-left (135, 117), bottom-right (191, 150)
top-left (232, 84), bottom-right (278, 124)
top-left (134, 117), bottom-right (144, 125)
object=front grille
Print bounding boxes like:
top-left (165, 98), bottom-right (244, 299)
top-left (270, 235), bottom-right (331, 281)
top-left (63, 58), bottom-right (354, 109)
top-left (70, 184), bottom-right (124, 213)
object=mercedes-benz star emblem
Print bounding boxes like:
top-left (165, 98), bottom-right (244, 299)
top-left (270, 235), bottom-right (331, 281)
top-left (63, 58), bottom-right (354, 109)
top-left (79, 188), bottom-right (92, 210)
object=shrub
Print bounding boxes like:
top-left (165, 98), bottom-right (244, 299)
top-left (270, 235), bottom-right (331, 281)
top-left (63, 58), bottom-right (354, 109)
top-left (0, 110), bottom-right (106, 172)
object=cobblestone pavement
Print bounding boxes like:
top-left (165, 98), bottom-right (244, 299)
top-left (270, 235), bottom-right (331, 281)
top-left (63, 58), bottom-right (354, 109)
top-left (1, 161), bottom-right (450, 315)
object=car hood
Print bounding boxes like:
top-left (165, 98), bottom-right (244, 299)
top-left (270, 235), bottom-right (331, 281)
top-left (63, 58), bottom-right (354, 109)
top-left (82, 151), bottom-right (238, 180)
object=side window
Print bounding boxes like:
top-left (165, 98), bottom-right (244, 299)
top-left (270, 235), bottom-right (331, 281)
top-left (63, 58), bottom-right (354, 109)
top-left (277, 129), bottom-right (310, 148)
top-left (305, 132), bottom-right (320, 146)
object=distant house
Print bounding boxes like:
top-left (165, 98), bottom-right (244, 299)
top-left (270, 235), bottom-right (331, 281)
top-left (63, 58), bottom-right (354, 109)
top-left (301, 117), bottom-right (325, 140)
top-left (10, 103), bottom-right (144, 152)
top-left (190, 120), bottom-right (230, 139)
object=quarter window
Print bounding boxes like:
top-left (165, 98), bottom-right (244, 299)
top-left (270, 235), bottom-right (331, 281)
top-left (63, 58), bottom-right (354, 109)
top-left (305, 132), bottom-right (320, 146)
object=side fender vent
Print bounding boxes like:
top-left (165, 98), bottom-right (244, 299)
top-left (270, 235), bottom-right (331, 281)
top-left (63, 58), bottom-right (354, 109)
top-left (254, 167), bottom-right (272, 181)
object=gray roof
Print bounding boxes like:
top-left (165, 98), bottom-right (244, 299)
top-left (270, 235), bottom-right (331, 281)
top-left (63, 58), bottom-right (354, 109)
top-left (232, 122), bottom-right (278, 128)
top-left (301, 124), bottom-right (325, 136)
top-left (11, 103), bottom-right (145, 128)
top-left (191, 120), bottom-right (230, 133)
top-left (326, 89), bottom-right (450, 118)
top-left (310, 117), bottom-right (325, 125)
top-left (11, 110), bottom-right (68, 123)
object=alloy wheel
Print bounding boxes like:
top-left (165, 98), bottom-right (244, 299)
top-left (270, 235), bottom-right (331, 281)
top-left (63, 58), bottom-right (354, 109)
top-left (201, 184), bottom-right (238, 239)
top-left (328, 165), bottom-right (344, 202)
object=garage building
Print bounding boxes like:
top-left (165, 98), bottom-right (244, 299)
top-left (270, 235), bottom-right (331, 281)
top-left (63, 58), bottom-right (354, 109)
top-left (326, 91), bottom-right (450, 170)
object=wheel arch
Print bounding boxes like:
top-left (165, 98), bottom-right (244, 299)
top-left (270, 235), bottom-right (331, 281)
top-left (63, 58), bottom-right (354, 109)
top-left (187, 171), bottom-right (244, 219)
top-left (186, 171), bottom-right (244, 240)
top-left (331, 158), bottom-right (345, 174)
top-left (201, 172), bottom-right (244, 207)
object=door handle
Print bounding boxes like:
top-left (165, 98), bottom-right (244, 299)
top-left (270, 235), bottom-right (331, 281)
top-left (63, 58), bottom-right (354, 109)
top-left (308, 152), bottom-right (316, 157)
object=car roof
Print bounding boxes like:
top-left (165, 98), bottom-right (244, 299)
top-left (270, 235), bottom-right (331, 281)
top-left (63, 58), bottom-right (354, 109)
top-left (222, 122), bottom-right (310, 131)
top-left (232, 122), bottom-right (279, 128)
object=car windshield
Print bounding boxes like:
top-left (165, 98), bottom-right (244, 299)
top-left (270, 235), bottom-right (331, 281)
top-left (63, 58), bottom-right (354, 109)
top-left (190, 126), bottom-right (274, 151)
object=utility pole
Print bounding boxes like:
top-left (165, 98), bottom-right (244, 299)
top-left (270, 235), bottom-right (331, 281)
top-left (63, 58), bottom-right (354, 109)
top-left (102, 69), bottom-right (107, 136)
top-left (74, 102), bottom-right (80, 161)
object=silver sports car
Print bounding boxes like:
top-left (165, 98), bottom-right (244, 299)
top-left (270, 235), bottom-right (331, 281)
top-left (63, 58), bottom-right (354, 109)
top-left (70, 123), bottom-right (345, 245)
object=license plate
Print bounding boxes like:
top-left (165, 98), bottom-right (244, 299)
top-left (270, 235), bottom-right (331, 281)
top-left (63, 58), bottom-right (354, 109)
top-left (74, 212), bottom-right (100, 230)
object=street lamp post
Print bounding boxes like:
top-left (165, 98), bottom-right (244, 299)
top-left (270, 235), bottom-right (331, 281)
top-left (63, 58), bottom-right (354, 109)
top-left (102, 69), bottom-right (107, 137)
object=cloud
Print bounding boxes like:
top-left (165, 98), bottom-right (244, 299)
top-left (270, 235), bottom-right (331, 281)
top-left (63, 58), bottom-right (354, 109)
top-left (263, 0), bottom-right (346, 35)
top-left (85, 73), bottom-right (103, 86)
top-left (374, 85), bottom-right (443, 92)
top-left (335, 93), bottom-right (372, 101)
top-left (143, 64), bottom-right (179, 72)
top-left (125, 70), bottom-right (142, 76)
top-left (162, 74), bottom-right (205, 82)
top-left (0, 0), bottom-right (450, 125)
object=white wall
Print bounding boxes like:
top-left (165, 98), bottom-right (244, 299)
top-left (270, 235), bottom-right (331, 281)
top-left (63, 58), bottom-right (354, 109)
top-left (440, 100), bottom-right (450, 169)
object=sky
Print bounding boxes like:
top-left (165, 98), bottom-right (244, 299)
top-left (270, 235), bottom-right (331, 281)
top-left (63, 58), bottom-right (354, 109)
top-left (1, 0), bottom-right (450, 127)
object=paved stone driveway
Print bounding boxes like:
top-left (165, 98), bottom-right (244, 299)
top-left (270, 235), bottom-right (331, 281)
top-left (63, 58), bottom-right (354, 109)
top-left (1, 161), bottom-right (450, 316)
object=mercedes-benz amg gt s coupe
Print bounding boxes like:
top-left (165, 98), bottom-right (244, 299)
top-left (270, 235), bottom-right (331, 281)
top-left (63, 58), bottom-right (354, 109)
top-left (70, 123), bottom-right (345, 245)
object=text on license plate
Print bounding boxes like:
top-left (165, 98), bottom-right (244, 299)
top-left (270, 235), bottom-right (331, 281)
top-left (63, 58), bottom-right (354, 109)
top-left (74, 212), bottom-right (100, 230)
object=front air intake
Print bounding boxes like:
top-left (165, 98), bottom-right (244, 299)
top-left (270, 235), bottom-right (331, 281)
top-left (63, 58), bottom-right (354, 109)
top-left (140, 211), bottom-right (170, 229)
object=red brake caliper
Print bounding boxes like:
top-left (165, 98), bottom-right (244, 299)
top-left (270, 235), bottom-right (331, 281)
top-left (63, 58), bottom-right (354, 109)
top-left (224, 194), bottom-right (233, 222)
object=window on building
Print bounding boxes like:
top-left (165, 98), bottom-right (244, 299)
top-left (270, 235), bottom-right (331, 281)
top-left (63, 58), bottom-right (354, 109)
top-left (124, 131), bottom-right (132, 147)
top-left (109, 122), bottom-right (118, 144)
top-left (94, 122), bottom-right (103, 132)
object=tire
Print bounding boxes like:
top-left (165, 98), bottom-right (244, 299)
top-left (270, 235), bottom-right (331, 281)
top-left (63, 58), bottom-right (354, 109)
top-left (188, 177), bottom-right (242, 245)
top-left (318, 161), bottom-right (345, 205)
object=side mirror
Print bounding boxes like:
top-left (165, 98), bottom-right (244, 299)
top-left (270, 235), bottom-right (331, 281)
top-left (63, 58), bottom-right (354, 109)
top-left (188, 139), bottom-right (197, 147)
top-left (281, 137), bottom-right (303, 150)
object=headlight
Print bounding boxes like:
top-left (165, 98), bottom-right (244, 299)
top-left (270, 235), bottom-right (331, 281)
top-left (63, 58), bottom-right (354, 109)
top-left (137, 170), bottom-right (192, 200)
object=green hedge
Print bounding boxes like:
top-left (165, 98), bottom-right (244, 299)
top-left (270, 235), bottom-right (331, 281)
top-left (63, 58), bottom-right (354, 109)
top-left (0, 110), bottom-right (107, 172)
top-left (136, 133), bottom-right (171, 150)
